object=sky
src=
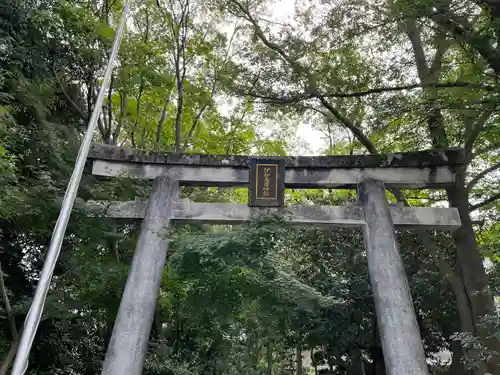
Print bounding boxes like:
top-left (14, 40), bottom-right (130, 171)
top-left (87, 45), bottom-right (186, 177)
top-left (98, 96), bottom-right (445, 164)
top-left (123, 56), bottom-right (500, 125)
top-left (260, 0), bottom-right (330, 155)
top-left (295, 123), bottom-right (327, 154)
top-left (215, 0), bottom-right (330, 156)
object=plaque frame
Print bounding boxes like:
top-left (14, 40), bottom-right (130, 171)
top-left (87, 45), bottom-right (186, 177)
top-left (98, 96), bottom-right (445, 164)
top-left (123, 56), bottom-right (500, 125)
top-left (248, 159), bottom-right (285, 207)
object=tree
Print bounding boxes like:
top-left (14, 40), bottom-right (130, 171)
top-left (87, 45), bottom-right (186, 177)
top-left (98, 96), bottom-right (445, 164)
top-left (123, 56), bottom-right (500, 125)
top-left (208, 0), bottom-right (500, 372)
top-left (1, 0), bottom-right (500, 374)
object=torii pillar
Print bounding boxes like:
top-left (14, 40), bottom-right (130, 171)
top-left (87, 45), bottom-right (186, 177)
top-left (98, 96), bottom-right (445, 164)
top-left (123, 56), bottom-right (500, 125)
top-left (358, 180), bottom-right (429, 375)
top-left (100, 176), bottom-right (178, 375)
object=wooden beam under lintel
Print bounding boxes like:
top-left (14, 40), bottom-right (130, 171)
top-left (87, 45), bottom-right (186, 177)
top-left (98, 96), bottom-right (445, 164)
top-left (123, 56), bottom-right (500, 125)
top-left (85, 200), bottom-right (461, 230)
top-left (91, 160), bottom-right (456, 189)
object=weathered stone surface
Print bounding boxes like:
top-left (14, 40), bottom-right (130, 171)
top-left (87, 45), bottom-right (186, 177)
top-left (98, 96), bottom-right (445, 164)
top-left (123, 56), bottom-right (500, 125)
top-left (89, 144), bottom-right (465, 169)
top-left (358, 179), bottom-right (429, 375)
top-left (85, 200), bottom-right (461, 230)
top-left (91, 160), bottom-right (457, 188)
top-left (100, 177), bottom-right (178, 375)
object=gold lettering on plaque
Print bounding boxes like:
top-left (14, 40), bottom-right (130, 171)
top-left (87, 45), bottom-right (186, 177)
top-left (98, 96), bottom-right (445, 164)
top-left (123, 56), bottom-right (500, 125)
top-left (263, 167), bottom-right (271, 197)
top-left (256, 164), bottom-right (278, 200)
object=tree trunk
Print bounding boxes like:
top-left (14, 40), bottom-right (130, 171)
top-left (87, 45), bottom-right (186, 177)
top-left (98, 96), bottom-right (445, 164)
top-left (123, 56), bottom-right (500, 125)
top-left (371, 346), bottom-right (386, 375)
top-left (406, 14), bottom-right (500, 373)
top-left (447, 174), bottom-right (500, 375)
top-left (328, 358), bottom-right (334, 375)
top-left (174, 89), bottom-right (183, 153)
top-left (0, 337), bottom-right (19, 375)
top-left (348, 348), bottom-right (365, 375)
top-left (155, 96), bottom-right (169, 150)
top-left (0, 262), bottom-right (19, 375)
top-left (202, 335), bottom-right (222, 375)
top-left (279, 351), bottom-right (287, 375)
top-left (449, 341), bottom-right (468, 375)
top-left (267, 342), bottom-right (273, 375)
top-left (311, 349), bottom-right (318, 375)
top-left (296, 345), bottom-right (302, 375)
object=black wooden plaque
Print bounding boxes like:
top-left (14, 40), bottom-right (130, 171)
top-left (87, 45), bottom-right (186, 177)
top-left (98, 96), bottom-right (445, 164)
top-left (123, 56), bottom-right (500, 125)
top-left (248, 159), bottom-right (285, 207)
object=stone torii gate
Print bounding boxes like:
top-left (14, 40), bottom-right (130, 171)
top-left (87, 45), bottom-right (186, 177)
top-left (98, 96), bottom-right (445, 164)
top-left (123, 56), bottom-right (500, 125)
top-left (85, 144), bottom-right (464, 375)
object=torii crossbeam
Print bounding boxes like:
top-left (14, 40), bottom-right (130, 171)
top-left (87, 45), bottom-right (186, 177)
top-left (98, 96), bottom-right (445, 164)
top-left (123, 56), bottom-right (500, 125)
top-left (86, 144), bottom-right (464, 375)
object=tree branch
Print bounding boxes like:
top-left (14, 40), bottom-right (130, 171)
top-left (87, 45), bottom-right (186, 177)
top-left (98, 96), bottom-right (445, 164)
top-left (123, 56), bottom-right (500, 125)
top-left (227, 0), bottom-right (309, 89)
top-left (430, 35), bottom-right (451, 79)
top-left (470, 192), bottom-right (500, 211)
top-left (406, 17), bottom-right (429, 81)
top-left (471, 142), bottom-right (500, 160)
top-left (415, 232), bottom-right (464, 293)
top-left (317, 97), bottom-right (377, 154)
top-left (245, 81), bottom-right (494, 104)
top-left (464, 109), bottom-right (495, 154)
top-left (112, 90), bottom-right (126, 145)
top-left (106, 73), bottom-right (114, 144)
top-left (92, 85), bottom-right (108, 141)
top-left (427, 0), bottom-right (453, 79)
top-left (431, 10), bottom-right (500, 74)
top-left (228, 0), bottom-right (381, 156)
top-left (0, 263), bottom-right (17, 341)
top-left (330, 81), bottom-right (494, 96)
top-left (132, 80), bottom-right (145, 145)
top-left (185, 24), bottom-right (240, 149)
top-left (52, 69), bottom-right (87, 121)
top-left (0, 263), bottom-right (21, 375)
top-left (467, 162), bottom-right (500, 191)
top-left (155, 95), bottom-right (170, 149)
top-left (167, 0), bottom-right (190, 153)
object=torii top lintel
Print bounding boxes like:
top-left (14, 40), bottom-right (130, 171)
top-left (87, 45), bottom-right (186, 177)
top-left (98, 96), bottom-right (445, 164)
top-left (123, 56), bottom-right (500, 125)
top-left (89, 144), bottom-right (464, 169)
top-left (88, 144), bottom-right (465, 190)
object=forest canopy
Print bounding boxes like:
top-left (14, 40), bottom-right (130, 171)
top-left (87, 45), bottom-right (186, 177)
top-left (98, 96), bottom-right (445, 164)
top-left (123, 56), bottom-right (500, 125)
top-left (0, 0), bottom-right (500, 374)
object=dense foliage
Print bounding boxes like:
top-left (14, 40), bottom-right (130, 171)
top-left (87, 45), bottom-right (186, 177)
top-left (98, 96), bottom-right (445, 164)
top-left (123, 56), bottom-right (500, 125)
top-left (0, 0), bottom-right (499, 374)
